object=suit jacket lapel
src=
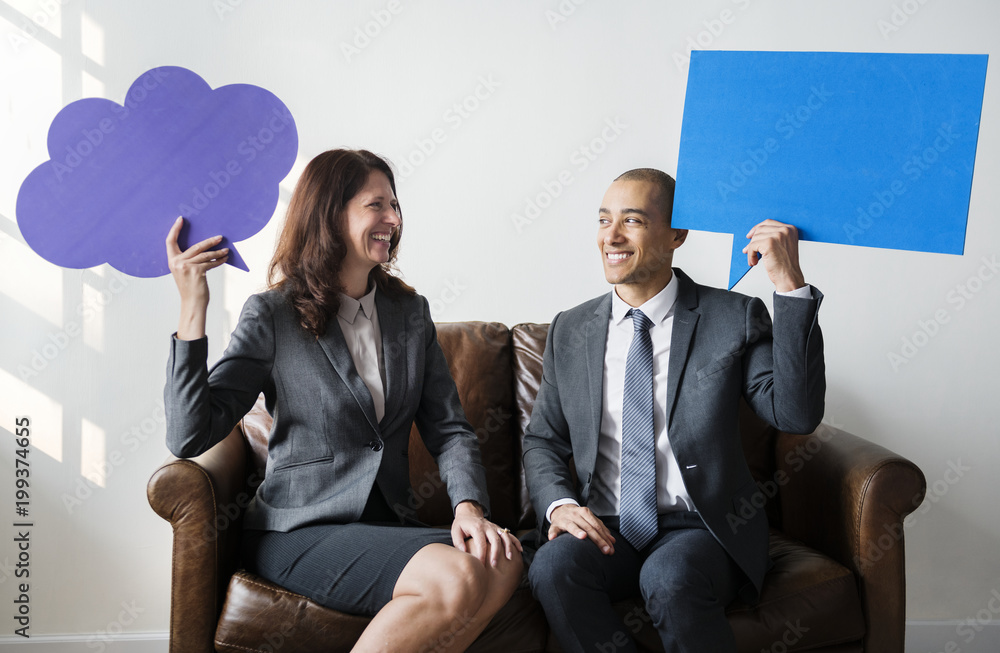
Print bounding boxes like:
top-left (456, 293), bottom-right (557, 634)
top-left (376, 291), bottom-right (407, 427)
top-left (666, 269), bottom-right (700, 429)
top-left (584, 294), bottom-right (613, 464)
top-left (316, 316), bottom-right (381, 436)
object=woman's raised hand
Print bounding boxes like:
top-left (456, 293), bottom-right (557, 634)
top-left (165, 216), bottom-right (229, 340)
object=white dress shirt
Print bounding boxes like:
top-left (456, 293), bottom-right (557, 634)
top-left (589, 274), bottom-right (690, 516)
top-left (545, 276), bottom-right (813, 522)
top-left (336, 284), bottom-right (386, 422)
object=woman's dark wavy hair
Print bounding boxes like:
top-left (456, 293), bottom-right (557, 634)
top-left (268, 149), bottom-right (413, 337)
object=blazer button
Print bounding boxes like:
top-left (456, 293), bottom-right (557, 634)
top-left (369, 440), bottom-right (384, 452)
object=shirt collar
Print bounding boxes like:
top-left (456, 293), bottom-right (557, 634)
top-left (337, 283), bottom-right (377, 324)
top-left (611, 272), bottom-right (679, 328)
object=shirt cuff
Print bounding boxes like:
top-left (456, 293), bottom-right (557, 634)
top-left (545, 498), bottom-right (580, 523)
top-left (171, 332), bottom-right (208, 343)
top-left (776, 284), bottom-right (812, 299)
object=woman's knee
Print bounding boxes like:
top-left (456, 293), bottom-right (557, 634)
top-left (433, 549), bottom-right (491, 617)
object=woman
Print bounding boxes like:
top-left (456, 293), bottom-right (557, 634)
top-left (164, 149), bottom-right (522, 651)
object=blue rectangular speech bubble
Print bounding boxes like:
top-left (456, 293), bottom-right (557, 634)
top-left (672, 51), bottom-right (988, 289)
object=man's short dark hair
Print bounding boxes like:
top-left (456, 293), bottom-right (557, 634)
top-left (613, 168), bottom-right (676, 224)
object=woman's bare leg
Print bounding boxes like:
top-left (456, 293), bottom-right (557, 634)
top-left (352, 542), bottom-right (522, 652)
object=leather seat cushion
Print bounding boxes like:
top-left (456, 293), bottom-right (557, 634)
top-left (215, 571), bottom-right (548, 653)
top-left (726, 531), bottom-right (866, 650)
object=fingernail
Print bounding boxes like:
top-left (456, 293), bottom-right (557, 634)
top-left (507, 552), bottom-right (512, 560)
top-left (603, 546), bottom-right (611, 553)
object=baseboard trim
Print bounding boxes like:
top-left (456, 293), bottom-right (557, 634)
top-left (0, 624), bottom-right (996, 651)
top-left (0, 633), bottom-right (168, 651)
top-left (906, 621), bottom-right (1000, 653)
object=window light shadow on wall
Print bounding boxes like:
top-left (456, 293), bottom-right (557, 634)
top-left (1, 1), bottom-right (111, 486)
top-left (1, 0), bottom-right (305, 488)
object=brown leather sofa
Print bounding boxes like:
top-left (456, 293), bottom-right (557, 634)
top-left (148, 321), bottom-right (926, 652)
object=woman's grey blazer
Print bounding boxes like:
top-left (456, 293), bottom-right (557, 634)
top-left (165, 288), bottom-right (490, 533)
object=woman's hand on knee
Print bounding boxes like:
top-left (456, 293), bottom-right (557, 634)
top-left (451, 501), bottom-right (523, 568)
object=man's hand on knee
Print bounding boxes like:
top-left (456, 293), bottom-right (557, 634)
top-left (548, 505), bottom-right (616, 555)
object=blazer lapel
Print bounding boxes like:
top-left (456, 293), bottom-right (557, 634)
top-left (376, 291), bottom-right (407, 427)
top-left (666, 269), bottom-right (700, 429)
top-left (584, 294), bottom-right (613, 461)
top-left (316, 318), bottom-right (381, 435)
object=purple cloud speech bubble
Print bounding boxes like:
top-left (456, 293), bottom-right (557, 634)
top-left (16, 66), bottom-right (298, 277)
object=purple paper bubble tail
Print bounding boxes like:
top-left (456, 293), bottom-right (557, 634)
top-left (224, 243), bottom-right (249, 272)
top-left (728, 237), bottom-right (752, 290)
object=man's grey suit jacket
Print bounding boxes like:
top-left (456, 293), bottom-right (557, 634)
top-left (522, 268), bottom-right (825, 601)
top-left (165, 288), bottom-right (489, 533)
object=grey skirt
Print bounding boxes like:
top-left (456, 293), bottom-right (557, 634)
top-left (241, 520), bottom-right (454, 617)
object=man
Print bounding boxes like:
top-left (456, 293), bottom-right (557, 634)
top-left (522, 168), bottom-right (825, 652)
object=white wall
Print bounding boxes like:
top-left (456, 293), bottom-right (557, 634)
top-left (0, 0), bottom-right (997, 646)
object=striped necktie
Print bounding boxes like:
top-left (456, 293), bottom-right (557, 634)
top-left (619, 308), bottom-right (658, 550)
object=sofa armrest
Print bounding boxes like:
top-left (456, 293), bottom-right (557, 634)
top-left (147, 427), bottom-right (251, 653)
top-left (775, 424), bottom-right (926, 653)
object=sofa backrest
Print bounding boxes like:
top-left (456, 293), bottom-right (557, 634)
top-left (510, 323), bottom-right (549, 531)
top-left (239, 320), bottom-right (783, 532)
top-left (407, 321), bottom-right (783, 530)
top-left (407, 321), bottom-right (521, 528)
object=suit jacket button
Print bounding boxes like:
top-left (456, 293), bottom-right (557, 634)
top-left (369, 440), bottom-right (383, 452)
